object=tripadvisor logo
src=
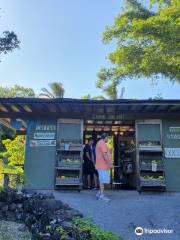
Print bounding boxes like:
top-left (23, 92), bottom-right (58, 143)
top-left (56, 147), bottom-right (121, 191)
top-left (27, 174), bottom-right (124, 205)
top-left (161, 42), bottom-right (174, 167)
top-left (135, 227), bottom-right (144, 236)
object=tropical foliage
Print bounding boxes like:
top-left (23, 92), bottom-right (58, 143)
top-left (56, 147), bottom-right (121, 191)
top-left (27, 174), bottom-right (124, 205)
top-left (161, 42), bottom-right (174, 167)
top-left (0, 8), bottom-right (20, 61)
top-left (0, 136), bottom-right (25, 187)
top-left (81, 94), bottom-right (106, 100)
top-left (81, 87), bottom-right (125, 100)
top-left (39, 82), bottom-right (65, 98)
top-left (97, 0), bottom-right (180, 92)
top-left (0, 85), bottom-right (35, 98)
top-left (73, 218), bottom-right (120, 240)
top-left (0, 31), bottom-right (20, 59)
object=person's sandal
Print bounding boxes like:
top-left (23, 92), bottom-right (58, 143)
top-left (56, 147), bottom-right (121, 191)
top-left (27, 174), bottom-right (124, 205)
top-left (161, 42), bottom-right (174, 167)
top-left (98, 195), bottom-right (110, 202)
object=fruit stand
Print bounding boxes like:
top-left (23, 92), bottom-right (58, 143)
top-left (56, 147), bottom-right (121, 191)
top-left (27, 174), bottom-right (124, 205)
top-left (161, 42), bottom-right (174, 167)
top-left (55, 119), bottom-right (83, 191)
top-left (136, 120), bottom-right (166, 191)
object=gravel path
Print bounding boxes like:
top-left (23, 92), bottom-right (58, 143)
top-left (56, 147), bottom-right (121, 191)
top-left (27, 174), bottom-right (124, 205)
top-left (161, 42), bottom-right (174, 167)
top-left (0, 220), bottom-right (31, 240)
top-left (52, 190), bottom-right (180, 240)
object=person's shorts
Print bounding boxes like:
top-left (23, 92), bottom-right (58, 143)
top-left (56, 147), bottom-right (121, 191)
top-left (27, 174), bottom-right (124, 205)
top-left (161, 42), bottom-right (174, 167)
top-left (98, 170), bottom-right (110, 184)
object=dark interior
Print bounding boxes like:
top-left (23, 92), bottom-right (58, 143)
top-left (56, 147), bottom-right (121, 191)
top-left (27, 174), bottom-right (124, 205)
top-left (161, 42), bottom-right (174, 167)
top-left (83, 120), bottom-right (136, 189)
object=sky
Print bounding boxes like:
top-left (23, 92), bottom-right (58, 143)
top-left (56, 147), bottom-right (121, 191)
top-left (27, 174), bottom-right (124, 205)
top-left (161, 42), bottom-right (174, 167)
top-left (0, 0), bottom-right (179, 99)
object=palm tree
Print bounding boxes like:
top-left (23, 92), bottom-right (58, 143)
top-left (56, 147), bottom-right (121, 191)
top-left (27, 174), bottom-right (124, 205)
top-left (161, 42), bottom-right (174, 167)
top-left (103, 84), bottom-right (125, 100)
top-left (81, 86), bottom-right (125, 100)
top-left (39, 82), bottom-right (65, 98)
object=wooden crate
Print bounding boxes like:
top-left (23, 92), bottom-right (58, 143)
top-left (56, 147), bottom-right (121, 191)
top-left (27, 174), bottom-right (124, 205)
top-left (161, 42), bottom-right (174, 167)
top-left (56, 177), bottom-right (80, 185)
top-left (57, 163), bottom-right (81, 169)
top-left (58, 143), bottom-right (82, 151)
top-left (140, 177), bottom-right (165, 186)
top-left (140, 163), bottom-right (164, 171)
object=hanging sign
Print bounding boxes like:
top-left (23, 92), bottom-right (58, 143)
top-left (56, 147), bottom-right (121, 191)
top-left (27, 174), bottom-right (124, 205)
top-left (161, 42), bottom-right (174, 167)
top-left (34, 132), bottom-right (55, 139)
top-left (30, 140), bottom-right (56, 147)
top-left (92, 114), bottom-right (124, 120)
top-left (165, 148), bottom-right (180, 158)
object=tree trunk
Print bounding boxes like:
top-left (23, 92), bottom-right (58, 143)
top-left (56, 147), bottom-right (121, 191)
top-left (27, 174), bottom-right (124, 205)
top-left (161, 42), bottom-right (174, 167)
top-left (3, 173), bottom-right (9, 190)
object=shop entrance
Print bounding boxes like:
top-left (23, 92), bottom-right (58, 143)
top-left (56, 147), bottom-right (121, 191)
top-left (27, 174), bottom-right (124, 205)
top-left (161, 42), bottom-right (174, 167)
top-left (83, 120), bottom-right (136, 189)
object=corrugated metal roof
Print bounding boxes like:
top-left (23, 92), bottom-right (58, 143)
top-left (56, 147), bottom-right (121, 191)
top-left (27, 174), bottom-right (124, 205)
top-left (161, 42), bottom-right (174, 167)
top-left (0, 98), bottom-right (180, 118)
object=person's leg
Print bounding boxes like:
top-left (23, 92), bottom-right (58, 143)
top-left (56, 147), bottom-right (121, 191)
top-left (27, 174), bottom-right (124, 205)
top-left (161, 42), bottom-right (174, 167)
top-left (99, 183), bottom-right (104, 195)
top-left (87, 175), bottom-right (91, 189)
top-left (94, 174), bottom-right (98, 189)
top-left (83, 174), bottom-right (86, 188)
top-left (97, 170), bottom-right (110, 202)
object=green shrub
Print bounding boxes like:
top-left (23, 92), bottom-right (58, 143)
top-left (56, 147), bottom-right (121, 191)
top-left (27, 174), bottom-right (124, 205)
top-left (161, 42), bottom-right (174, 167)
top-left (0, 136), bottom-right (25, 188)
top-left (0, 185), bottom-right (4, 192)
top-left (55, 226), bottom-right (69, 240)
top-left (73, 217), bottom-right (121, 240)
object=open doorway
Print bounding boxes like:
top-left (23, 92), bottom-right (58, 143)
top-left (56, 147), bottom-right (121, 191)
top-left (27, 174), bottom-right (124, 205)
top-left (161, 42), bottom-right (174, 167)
top-left (83, 120), bottom-right (136, 190)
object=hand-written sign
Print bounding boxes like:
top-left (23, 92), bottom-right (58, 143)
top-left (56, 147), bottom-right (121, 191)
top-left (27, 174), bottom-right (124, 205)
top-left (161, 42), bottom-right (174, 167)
top-left (34, 132), bottom-right (55, 139)
top-left (169, 127), bottom-right (180, 133)
top-left (165, 148), bottom-right (180, 158)
top-left (92, 114), bottom-right (124, 120)
top-left (30, 140), bottom-right (56, 147)
top-left (167, 127), bottom-right (180, 140)
top-left (35, 124), bottom-right (56, 131)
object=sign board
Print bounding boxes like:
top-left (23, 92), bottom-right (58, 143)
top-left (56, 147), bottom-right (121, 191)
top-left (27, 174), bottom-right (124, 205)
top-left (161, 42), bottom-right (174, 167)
top-left (169, 127), bottom-right (180, 133)
top-left (167, 127), bottom-right (180, 140)
top-left (92, 114), bottom-right (124, 120)
top-left (35, 124), bottom-right (56, 131)
top-left (165, 148), bottom-right (180, 158)
top-left (34, 132), bottom-right (55, 139)
top-left (30, 140), bottom-right (56, 147)
top-left (167, 134), bottom-right (180, 140)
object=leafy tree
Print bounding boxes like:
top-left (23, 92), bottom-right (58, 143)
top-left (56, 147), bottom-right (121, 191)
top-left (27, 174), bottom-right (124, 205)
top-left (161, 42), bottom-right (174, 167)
top-left (0, 8), bottom-right (20, 61)
top-left (81, 87), bottom-right (125, 100)
top-left (0, 124), bottom-right (15, 152)
top-left (39, 82), bottom-right (65, 98)
top-left (97, 0), bottom-right (180, 91)
top-left (0, 136), bottom-right (25, 187)
top-left (81, 94), bottom-right (106, 100)
top-left (0, 31), bottom-right (20, 59)
top-left (0, 85), bottom-right (35, 97)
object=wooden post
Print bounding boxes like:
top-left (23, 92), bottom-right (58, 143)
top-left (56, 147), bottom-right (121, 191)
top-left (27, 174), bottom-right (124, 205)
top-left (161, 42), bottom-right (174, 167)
top-left (3, 173), bottom-right (9, 190)
top-left (3, 158), bottom-right (9, 190)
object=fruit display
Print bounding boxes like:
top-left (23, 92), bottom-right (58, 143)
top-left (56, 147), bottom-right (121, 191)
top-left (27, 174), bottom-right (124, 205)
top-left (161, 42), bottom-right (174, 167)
top-left (140, 159), bottom-right (164, 171)
top-left (56, 175), bottom-right (80, 184)
top-left (141, 175), bottom-right (164, 180)
top-left (55, 120), bottom-right (83, 189)
top-left (58, 154), bottom-right (81, 165)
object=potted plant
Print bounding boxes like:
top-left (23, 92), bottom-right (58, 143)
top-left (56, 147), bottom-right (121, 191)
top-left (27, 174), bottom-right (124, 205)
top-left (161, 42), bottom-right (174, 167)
top-left (16, 174), bottom-right (31, 194)
top-left (16, 174), bottom-right (24, 194)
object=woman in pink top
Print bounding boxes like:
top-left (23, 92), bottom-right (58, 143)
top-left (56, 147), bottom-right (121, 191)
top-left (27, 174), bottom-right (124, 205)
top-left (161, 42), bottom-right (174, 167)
top-left (95, 133), bottom-right (112, 202)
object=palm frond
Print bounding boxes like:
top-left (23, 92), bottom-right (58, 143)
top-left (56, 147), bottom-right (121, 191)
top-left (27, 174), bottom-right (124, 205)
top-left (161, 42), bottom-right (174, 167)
top-left (48, 82), bottom-right (65, 98)
top-left (40, 88), bottom-right (55, 98)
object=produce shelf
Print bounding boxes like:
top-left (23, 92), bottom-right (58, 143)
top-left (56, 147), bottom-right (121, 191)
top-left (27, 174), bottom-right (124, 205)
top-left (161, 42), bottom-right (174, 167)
top-left (140, 177), bottom-right (166, 187)
top-left (56, 166), bottom-right (81, 170)
top-left (139, 146), bottom-right (163, 152)
top-left (140, 163), bottom-right (164, 171)
top-left (56, 177), bottom-right (81, 185)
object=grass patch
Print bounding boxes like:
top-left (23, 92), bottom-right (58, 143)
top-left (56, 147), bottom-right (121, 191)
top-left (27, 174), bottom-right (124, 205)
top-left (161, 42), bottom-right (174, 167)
top-left (73, 217), bottom-right (122, 240)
